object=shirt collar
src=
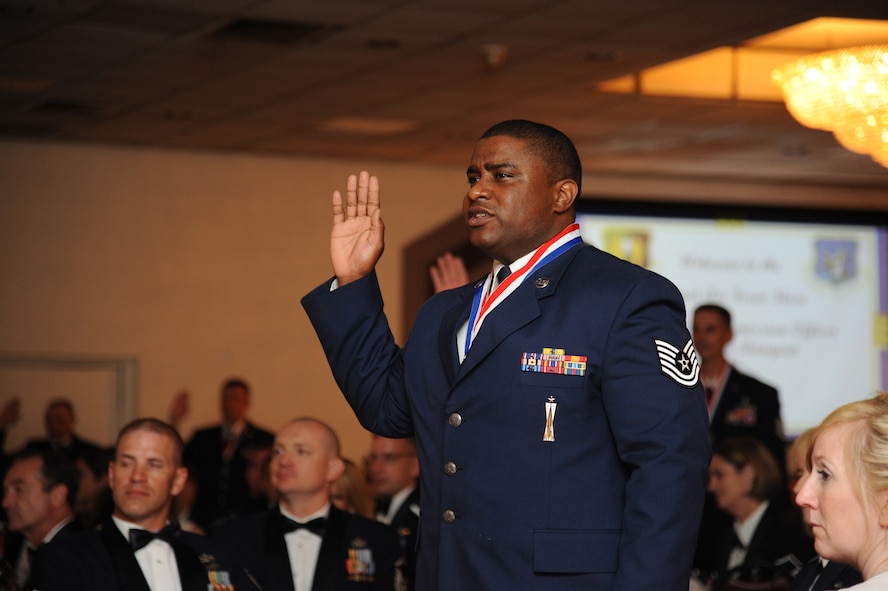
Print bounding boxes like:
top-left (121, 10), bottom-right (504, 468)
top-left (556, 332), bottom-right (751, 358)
top-left (279, 502), bottom-right (330, 523)
top-left (41, 516), bottom-right (74, 544)
top-left (734, 500), bottom-right (769, 547)
top-left (112, 515), bottom-right (173, 544)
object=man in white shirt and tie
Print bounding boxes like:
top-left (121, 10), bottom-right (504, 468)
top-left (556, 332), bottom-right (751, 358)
top-left (366, 435), bottom-right (419, 591)
top-left (215, 417), bottom-right (401, 591)
top-left (33, 417), bottom-right (254, 591)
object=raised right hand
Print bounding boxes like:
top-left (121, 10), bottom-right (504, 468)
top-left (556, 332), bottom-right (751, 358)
top-left (330, 171), bottom-right (385, 286)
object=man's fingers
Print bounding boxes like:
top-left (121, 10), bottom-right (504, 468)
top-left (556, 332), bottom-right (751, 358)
top-left (356, 171), bottom-right (370, 217)
top-left (367, 174), bottom-right (380, 214)
top-left (346, 174), bottom-right (358, 219)
top-left (334, 171), bottom-right (378, 222)
top-left (332, 189), bottom-right (344, 223)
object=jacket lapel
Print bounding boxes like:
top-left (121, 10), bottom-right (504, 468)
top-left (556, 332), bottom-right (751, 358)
top-left (263, 511), bottom-right (297, 591)
top-left (711, 369), bottom-right (739, 425)
top-left (816, 561), bottom-right (861, 590)
top-left (312, 506), bottom-right (344, 591)
top-left (742, 503), bottom-right (774, 565)
top-left (456, 247), bottom-right (577, 382)
top-left (98, 520), bottom-right (151, 591)
top-left (170, 534), bottom-right (210, 591)
top-left (437, 286), bottom-right (476, 381)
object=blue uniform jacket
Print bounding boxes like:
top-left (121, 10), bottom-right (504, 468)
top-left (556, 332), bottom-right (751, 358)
top-left (302, 243), bottom-right (712, 591)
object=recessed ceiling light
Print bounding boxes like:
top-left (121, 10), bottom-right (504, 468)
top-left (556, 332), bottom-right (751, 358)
top-left (318, 116), bottom-right (417, 135)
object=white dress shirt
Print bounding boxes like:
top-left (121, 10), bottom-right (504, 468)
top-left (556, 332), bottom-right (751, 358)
top-left (112, 516), bottom-right (183, 591)
top-left (280, 504), bottom-right (330, 591)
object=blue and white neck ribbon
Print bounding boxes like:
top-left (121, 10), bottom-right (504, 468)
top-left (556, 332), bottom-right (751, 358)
top-left (463, 223), bottom-right (583, 357)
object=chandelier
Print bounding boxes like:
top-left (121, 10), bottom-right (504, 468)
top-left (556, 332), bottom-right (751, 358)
top-left (772, 45), bottom-right (888, 168)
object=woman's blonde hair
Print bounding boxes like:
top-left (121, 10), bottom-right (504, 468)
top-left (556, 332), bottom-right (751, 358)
top-left (810, 391), bottom-right (888, 514)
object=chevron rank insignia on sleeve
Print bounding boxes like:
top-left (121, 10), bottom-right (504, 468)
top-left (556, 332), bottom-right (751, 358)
top-left (654, 338), bottom-right (700, 387)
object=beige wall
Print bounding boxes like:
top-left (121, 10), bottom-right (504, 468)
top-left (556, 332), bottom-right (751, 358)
top-left (0, 139), bottom-right (884, 459)
top-left (0, 140), bottom-right (463, 460)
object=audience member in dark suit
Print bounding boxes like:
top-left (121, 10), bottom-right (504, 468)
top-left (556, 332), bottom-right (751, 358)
top-left (22, 398), bottom-right (106, 461)
top-left (171, 377), bottom-right (275, 530)
top-left (693, 437), bottom-right (814, 591)
top-left (693, 304), bottom-right (789, 582)
top-left (214, 417), bottom-right (401, 591)
top-left (693, 304), bottom-right (786, 472)
top-left (33, 417), bottom-right (257, 591)
top-left (1, 447), bottom-right (80, 590)
top-left (366, 435), bottom-right (419, 591)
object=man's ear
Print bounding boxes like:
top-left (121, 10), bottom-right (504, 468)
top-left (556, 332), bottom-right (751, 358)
top-left (327, 457), bottom-right (345, 484)
top-left (170, 466), bottom-right (188, 497)
top-left (50, 483), bottom-right (68, 509)
top-left (553, 179), bottom-right (578, 214)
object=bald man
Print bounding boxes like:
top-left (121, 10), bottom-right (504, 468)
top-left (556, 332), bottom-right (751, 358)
top-left (214, 418), bottom-right (401, 591)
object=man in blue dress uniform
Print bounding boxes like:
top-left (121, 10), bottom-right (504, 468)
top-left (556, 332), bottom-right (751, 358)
top-left (302, 119), bottom-right (712, 590)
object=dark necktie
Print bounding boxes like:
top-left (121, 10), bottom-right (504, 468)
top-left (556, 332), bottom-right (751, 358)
top-left (129, 521), bottom-right (182, 551)
top-left (705, 385), bottom-right (715, 406)
top-left (279, 515), bottom-right (327, 536)
top-left (375, 497), bottom-right (392, 516)
top-left (494, 265), bottom-right (511, 289)
top-left (221, 429), bottom-right (237, 459)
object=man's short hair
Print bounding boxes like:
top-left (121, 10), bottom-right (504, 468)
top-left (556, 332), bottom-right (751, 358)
top-left (694, 303), bottom-right (732, 330)
top-left (480, 119), bottom-right (583, 193)
top-left (285, 417), bottom-right (342, 458)
top-left (222, 377), bottom-right (251, 396)
top-left (12, 447), bottom-right (80, 509)
top-left (115, 418), bottom-right (184, 467)
top-left (45, 397), bottom-right (75, 416)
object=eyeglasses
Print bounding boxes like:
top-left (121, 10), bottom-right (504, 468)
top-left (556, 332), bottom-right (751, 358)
top-left (363, 453), bottom-right (414, 465)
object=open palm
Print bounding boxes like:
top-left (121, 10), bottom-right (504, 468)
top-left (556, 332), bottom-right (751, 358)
top-left (330, 171), bottom-right (385, 285)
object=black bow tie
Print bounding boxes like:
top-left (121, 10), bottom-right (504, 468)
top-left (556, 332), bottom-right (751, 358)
top-left (129, 521), bottom-right (181, 551)
top-left (279, 514), bottom-right (326, 536)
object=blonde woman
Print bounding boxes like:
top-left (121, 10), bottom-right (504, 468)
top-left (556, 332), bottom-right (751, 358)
top-left (796, 392), bottom-right (888, 589)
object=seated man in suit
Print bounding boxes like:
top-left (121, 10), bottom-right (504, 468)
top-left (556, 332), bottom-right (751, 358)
top-left (366, 435), bottom-right (419, 590)
top-left (33, 417), bottom-right (256, 591)
top-left (2, 447), bottom-right (80, 589)
top-left (214, 417), bottom-right (401, 591)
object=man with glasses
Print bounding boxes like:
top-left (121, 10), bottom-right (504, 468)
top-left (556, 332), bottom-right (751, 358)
top-left (365, 436), bottom-right (420, 591)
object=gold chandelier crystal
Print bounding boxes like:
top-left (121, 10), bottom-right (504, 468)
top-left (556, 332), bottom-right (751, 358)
top-left (772, 45), bottom-right (888, 167)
